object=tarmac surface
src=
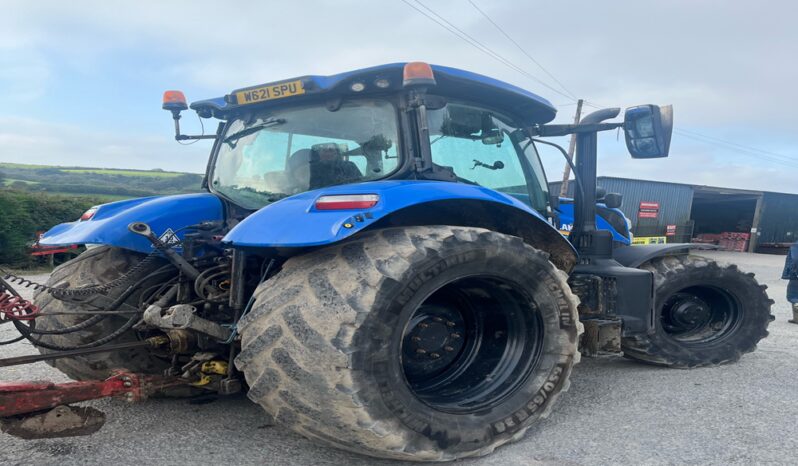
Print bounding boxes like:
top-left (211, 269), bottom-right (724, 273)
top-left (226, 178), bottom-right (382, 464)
top-left (1, 251), bottom-right (796, 465)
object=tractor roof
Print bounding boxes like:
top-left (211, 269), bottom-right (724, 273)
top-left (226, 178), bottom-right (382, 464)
top-left (190, 62), bottom-right (557, 125)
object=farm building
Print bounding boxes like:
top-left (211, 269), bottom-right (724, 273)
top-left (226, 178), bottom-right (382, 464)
top-left (550, 176), bottom-right (798, 253)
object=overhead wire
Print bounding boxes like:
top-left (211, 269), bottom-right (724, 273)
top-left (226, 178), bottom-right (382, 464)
top-left (674, 130), bottom-right (798, 169)
top-left (466, 0), bottom-right (577, 100)
top-left (399, 0), bottom-right (578, 103)
top-left (400, 0), bottom-right (796, 171)
top-left (675, 128), bottom-right (797, 163)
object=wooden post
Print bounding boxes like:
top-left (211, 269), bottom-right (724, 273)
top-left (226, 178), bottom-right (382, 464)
top-left (748, 194), bottom-right (764, 253)
top-left (560, 99), bottom-right (583, 197)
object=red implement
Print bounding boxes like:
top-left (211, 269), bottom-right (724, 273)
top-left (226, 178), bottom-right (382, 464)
top-left (0, 371), bottom-right (186, 417)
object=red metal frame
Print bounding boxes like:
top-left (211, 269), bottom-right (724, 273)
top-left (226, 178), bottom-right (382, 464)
top-left (0, 371), bottom-right (185, 417)
top-left (30, 242), bottom-right (78, 257)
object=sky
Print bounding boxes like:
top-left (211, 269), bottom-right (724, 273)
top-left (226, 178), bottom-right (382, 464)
top-left (1, 0), bottom-right (796, 193)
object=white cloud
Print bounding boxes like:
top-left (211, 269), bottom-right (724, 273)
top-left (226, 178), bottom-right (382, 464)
top-left (0, 0), bottom-right (796, 192)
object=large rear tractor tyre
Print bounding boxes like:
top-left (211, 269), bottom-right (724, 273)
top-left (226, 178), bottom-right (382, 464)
top-left (622, 255), bottom-right (774, 368)
top-left (32, 246), bottom-right (176, 381)
top-left (236, 226), bottom-right (581, 461)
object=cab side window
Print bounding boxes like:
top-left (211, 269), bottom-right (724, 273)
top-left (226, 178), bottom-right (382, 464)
top-left (426, 103), bottom-right (549, 212)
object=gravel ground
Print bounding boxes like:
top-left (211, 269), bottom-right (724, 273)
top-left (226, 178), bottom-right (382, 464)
top-left (1, 251), bottom-right (796, 466)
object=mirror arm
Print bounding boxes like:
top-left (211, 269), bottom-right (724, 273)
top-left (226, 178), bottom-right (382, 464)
top-left (532, 121), bottom-right (622, 137)
top-left (171, 112), bottom-right (217, 141)
top-left (177, 134), bottom-right (218, 141)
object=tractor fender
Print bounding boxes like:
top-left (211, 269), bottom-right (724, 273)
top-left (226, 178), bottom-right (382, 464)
top-left (223, 180), bottom-right (578, 271)
top-left (39, 193), bottom-right (224, 254)
top-left (613, 243), bottom-right (720, 269)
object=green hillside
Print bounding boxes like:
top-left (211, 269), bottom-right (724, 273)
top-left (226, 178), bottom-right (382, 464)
top-left (0, 163), bottom-right (205, 266)
top-left (0, 163), bottom-right (203, 198)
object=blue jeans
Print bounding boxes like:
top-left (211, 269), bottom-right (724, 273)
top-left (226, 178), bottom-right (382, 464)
top-left (788, 280), bottom-right (798, 304)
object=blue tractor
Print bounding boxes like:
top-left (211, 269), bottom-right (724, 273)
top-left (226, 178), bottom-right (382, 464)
top-left (18, 62), bottom-right (771, 460)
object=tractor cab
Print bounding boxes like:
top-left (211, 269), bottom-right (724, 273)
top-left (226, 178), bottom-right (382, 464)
top-left (167, 63), bottom-right (559, 216)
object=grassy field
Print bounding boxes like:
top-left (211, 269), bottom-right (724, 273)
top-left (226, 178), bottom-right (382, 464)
top-left (46, 191), bottom-right (132, 201)
top-left (2, 178), bottom-right (39, 186)
top-left (0, 162), bottom-right (44, 169)
top-left (61, 168), bottom-right (183, 178)
top-left (0, 162), bottom-right (202, 199)
top-left (0, 163), bottom-right (186, 178)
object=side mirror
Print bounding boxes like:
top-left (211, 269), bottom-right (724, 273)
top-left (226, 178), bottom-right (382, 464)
top-left (603, 193), bottom-right (622, 209)
top-left (624, 104), bottom-right (673, 158)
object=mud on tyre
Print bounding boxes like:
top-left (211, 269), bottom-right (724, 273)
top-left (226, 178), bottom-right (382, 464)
top-left (622, 254), bottom-right (774, 368)
top-left (235, 226), bottom-right (581, 461)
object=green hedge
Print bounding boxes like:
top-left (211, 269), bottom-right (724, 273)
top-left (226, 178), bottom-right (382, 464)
top-left (0, 190), bottom-right (105, 266)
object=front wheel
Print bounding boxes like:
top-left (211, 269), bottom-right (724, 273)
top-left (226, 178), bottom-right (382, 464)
top-left (235, 226), bottom-right (582, 461)
top-left (622, 255), bottom-right (774, 368)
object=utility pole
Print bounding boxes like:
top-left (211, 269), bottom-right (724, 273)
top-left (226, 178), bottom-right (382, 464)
top-left (560, 99), bottom-right (583, 197)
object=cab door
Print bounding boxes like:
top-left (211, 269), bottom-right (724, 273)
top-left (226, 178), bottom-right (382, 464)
top-left (424, 101), bottom-right (551, 214)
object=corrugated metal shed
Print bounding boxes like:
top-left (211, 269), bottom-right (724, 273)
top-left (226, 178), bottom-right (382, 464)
top-left (549, 175), bottom-right (798, 249)
top-left (550, 176), bottom-right (694, 233)
top-left (758, 193), bottom-right (798, 244)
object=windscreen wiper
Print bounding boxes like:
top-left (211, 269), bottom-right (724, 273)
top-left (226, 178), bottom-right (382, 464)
top-left (224, 118), bottom-right (286, 147)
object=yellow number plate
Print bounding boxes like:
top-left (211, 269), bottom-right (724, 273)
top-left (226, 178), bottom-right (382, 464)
top-left (235, 79), bottom-right (305, 105)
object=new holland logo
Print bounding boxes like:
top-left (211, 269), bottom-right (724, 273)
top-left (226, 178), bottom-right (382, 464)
top-left (158, 228), bottom-right (180, 246)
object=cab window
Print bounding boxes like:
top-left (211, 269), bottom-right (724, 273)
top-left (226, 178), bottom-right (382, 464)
top-left (426, 103), bottom-right (549, 212)
top-left (212, 99), bottom-right (399, 210)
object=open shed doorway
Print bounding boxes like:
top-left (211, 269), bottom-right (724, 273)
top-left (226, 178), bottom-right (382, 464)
top-left (690, 187), bottom-right (762, 251)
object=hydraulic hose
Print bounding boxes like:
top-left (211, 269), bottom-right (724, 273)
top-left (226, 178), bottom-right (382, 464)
top-left (23, 265), bottom-right (176, 336)
top-left (14, 270), bottom-right (178, 350)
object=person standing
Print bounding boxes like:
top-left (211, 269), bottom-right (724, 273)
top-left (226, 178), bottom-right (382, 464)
top-left (782, 242), bottom-right (798, 324)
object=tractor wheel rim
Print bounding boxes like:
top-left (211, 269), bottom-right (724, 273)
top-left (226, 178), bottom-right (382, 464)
top-left (400, 275), bottom-right (544, 414)
top-left (660, 286), bottom-right (741, 345)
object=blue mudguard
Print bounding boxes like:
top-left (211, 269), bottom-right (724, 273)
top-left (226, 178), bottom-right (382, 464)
top-left (556, 201), bottom-right (631, 245)
top-left (39, 193), bottom-right (224, 254)
top-left (223, 180), bottom-right (559, 248)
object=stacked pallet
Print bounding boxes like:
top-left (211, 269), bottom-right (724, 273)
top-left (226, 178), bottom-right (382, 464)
top-left (693, 232), bottom-right (750, 252)
top-left (718, 232), bottom-right (750, 252)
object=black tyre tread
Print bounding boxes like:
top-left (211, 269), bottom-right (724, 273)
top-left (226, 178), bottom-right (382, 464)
top-left (32, 246), bottom-right (173, 380)
top-left (236, 226), bottom-right (581, 461)
top-left (622, 254), bottom-right (774, 368)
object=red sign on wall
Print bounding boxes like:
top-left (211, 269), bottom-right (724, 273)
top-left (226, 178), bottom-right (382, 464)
top-left (666, 224), bottom-right (677, 236)
top-left (638, 201), bottom-right (660, 219)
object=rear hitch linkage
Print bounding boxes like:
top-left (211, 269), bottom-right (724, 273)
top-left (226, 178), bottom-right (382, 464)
top-left (0, 221), bottom-right (249, 440)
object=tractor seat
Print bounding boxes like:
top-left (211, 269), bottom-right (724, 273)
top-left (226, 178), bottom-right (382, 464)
top-left (288, 147), bottom-right (363, 190)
